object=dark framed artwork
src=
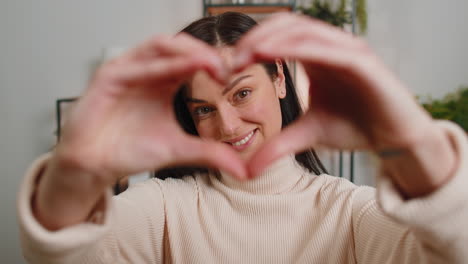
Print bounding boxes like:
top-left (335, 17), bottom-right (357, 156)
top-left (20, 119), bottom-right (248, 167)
top-left (55, 97), bottom-right (78, 141)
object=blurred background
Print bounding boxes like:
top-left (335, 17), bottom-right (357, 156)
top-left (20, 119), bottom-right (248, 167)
top-left (1, 0), bottom-right (467, 262)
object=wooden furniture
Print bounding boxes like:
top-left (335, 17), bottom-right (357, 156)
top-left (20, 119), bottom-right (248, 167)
top-left (203, 1), bottom-right (296, 16)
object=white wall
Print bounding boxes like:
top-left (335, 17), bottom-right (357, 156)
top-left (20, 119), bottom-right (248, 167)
top-left (0, 1), bottom-right (202, 262)
top-left (349, 0), bottom-right (468, 186)
top-left (366, 0), bottom-right (468, 98)
top-left (1, 1), bottom-right (468, 263)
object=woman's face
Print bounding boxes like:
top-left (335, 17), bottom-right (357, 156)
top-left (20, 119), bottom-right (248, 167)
top-left (187, 47), bottom-right (286, 160)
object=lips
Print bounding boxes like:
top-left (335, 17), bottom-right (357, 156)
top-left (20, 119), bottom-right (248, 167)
top-left (223, 129), bottom-right (258, 150)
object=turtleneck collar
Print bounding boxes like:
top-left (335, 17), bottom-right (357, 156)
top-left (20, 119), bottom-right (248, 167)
top-left (218, 155), bottom-right (308, 194)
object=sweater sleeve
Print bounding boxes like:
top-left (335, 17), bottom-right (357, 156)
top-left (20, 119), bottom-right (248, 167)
top-left (352, 121), bottom-right (468, 264)
top-left (17, 154), bottom-right (166, 264)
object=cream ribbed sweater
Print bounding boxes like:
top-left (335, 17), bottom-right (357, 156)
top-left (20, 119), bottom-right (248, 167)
top-left (17, 121), bottom-right (468, 263)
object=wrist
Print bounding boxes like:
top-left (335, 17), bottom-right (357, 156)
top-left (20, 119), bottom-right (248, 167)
top-left (378, 122), bottom-right (457, 198)
top-left (33, 153), bottom-right (109, 230)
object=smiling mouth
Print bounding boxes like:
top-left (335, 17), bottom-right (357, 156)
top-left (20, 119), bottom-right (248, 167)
top-left (232, 130), bottom-right (254, 146)
top-left (224, 129), bottom-right (258, 150)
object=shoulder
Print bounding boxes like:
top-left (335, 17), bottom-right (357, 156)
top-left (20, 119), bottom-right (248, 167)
top-left (113, 173), bottom-right (209, 216)
top-left (150, 172), bottom-right (214, 201)
top-left (320, 175), bottom-right (378, 217)
top-left (314, 173), bottom-right (375, 195)
top-left (116, 173), bottom-right (202, 202)
top-left (308, 173), bottom-right (376, 210)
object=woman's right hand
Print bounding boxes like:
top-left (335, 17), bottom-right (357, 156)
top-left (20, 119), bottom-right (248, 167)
top-left (34, 34), bottom-right (246, 230)
top-left (54, 33), bottom-right (246, 184)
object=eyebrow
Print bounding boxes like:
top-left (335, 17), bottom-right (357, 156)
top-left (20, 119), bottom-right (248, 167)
top-left (185, 97), bottom-right (207, 103)
top-left (185, 74), bottom-right (253, 103)
top-left (222, 74), bottom-right (252, 95)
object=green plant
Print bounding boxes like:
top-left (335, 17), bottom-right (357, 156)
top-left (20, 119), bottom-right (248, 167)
top-left (355, 0), bottom-right (367, 34)
top-left (298, 0), bottom-right (367, 34)
top-left (298, 0), bottom-right (351, 28)
top-left (419, 86), bottom-right (468, 131)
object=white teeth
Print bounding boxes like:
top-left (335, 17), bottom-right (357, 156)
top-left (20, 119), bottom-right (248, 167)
top-left (232, 130), bottom-right (254, 146)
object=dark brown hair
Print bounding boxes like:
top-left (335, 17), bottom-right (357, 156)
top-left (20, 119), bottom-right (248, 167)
top-left (154, 12), bottom-right (327, 179)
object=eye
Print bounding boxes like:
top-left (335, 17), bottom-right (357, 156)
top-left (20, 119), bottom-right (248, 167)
top-left (234, 89), bottom-right (251, 101)
top-left (193, 106), bottom-right (214, 118)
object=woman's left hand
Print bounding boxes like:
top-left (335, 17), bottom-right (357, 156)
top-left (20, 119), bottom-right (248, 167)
top-left (233, 13), bottom-right (455, 196)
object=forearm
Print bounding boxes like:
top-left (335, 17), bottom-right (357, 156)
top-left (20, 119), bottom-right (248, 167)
top-left (379, 122), bottom-right (457, 199)
top-left (373, 121), bottom-right (468, 263)
top-left (33, 154), bottom-right (109, 230)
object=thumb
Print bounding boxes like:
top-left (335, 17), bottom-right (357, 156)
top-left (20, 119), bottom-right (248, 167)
top-left (247, 114), bottom-right (319, 178)
top-left (173, 137), bottom-right (248, 181)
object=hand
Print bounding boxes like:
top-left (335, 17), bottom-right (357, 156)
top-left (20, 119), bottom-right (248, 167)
top-left (55, 33), bottom-right (247, 185)
top-left (233, 13), bottom-right (435, 177)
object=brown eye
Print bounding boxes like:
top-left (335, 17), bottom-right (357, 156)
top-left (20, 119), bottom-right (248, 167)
top-left (194, 106), bottom-right (213, 117)
top-left (235, 89), bottom-right (251, 101)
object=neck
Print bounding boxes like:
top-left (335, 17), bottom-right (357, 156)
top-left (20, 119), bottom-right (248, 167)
top-left (219, 155), bottom-right (307, 194)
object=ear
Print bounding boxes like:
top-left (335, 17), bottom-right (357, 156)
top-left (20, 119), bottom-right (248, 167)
top-left (274, 59), bottom-right (286, 99)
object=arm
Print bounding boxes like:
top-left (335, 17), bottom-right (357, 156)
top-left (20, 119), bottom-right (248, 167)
top-left (352, 121), bottom-right (468, 264)
top-left (377, 121), bottom-right (457, 199)
top-left (18, 154), bottom-right (166, 263)
top-left (24, 33), bottom-right (243, 232)
top-left (233, 13), bottom-right (468, 263)
top-left (32, 153), bottom-right (109, 231)
top-left (18, 33), bottom-right (246, 263)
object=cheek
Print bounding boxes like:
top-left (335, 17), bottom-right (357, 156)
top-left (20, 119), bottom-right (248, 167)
top-left (242, 99), bottom-right (283, 134)
top-left (195, 122), bottom-right (217, 139)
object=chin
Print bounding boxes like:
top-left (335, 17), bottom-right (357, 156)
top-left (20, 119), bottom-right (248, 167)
top-left (239, 150), bottom-right (255, 161)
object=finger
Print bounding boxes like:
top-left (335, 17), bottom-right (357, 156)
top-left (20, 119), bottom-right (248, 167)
top-left (233, 13), bottom-right (299, 71)
top-left (124, 35), bottom-right (172, 61)
top-left (251, 35), bottom-right (411, 112)
top-left (254, 39), bottom-right (405, 104)
top-left (172, 137), bottom-right (248, 181)
top-left (126, 34), bottom-right (229, 81)
top-left (160, 34), bottom-right (230, 81)
top-left (235, 12), bottom-right (298, 52)
top-left (115, 55), bottom-right (226, 87)
top-left (127, 34), bottom-right (214, 59)
top-left (247, 114), bottom-right (319, 178)
top-left (248, 110), bottom-right (372, 178)
top-left (234, 15), bottom-right (365, 71)
top-left (256, 24), bottom-right (361, 54)
top-left (156, 34), bottom-right (229, 82)
top-left (249, 39), bottom-right (375, 74)
top-left (157, 33), bottom-right (215, 56)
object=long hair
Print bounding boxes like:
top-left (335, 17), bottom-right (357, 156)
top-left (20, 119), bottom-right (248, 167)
top-left (155, 12), bottom-right (327, 179)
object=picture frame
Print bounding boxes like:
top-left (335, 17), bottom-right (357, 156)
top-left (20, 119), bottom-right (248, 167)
top-left (55, 97), bottom-right (78, 141)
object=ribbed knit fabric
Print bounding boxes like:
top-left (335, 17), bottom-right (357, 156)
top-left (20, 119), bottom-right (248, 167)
top-left (17, 121), bottom-right (468, 263)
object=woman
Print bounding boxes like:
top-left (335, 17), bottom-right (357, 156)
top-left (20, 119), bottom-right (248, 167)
top-left (156, 12), bottom-right (327, 180)
top-left (18, 12), bottom-right (467, 263)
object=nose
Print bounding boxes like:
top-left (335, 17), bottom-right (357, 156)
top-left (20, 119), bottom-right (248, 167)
top-left (216, 103), bottom-right (242, 139)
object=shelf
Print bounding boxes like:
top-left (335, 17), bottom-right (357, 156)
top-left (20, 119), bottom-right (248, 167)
top-left (204, 2), bottom-right (295, 16)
